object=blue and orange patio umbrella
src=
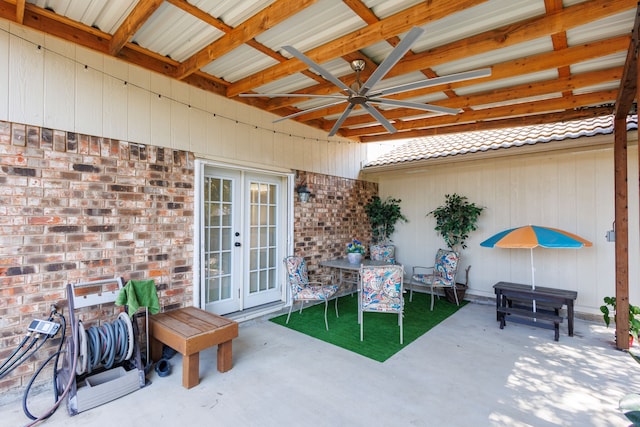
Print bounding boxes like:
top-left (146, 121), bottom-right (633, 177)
top-left (480, 225), bottom-right (592, 311)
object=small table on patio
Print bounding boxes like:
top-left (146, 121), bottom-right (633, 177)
top-left (319, 258), bottom-right (392, 295)
top-left (493, 281), bottom-right (578, 340)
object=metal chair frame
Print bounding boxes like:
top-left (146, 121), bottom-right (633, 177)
top-left (283, 256), bottom-right (339, 330)
top-left (410, 249), bottom-right (460, 311)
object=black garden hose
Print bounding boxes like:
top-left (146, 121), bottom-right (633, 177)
top-left (22, 311), bottom-right (66, 421)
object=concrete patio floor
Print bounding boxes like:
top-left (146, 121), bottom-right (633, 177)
top-left (2, 301), bottom-right (639, 427)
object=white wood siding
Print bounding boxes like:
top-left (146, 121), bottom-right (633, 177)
top-left (374, 144), bottom-right (639, 316)
top-left (0, 22), bottom-right (365, 179)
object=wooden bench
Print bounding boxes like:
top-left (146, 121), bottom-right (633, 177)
top-left (497, 306), bottom-right (563, 341)
top-left (150, 306), bottom-right (239, 389)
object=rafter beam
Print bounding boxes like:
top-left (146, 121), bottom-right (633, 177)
top-left (263, 0), bottom-right (632, 127)
top-left (336, 67), bottom-right (621, 130)
top-left (614, 1), bottom-right (640, 118)
top-left (109, 0), bottom-right (162, 56)
top-left (226, 0), bottom-right (489, 97)
top-left (174, 0), bottom-right (317, 80)
top-left (15, 0), bottom-right (24, 24)
top-left (342, 90), bottom-right (617, 137)
top-left (290, 35), bottom-right (628, 124)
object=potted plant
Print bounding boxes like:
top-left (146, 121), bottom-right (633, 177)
top-left (600, 296), bottom-right (640, 347)
top-left (427, 193), bottom-right (483, 303)
top-left (346, 239), bottom-right (366, 264)
top-left (364, 196), bottom-right (408, 262)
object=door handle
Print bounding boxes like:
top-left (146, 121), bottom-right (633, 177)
top-left (234, 242), bottom-right (241, 247)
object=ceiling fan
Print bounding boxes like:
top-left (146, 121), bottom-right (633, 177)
top-left (240, 27), bottom-right (491, 137)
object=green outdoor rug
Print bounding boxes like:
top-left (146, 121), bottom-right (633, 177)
top-left (270, 292), bottom-right (466, 362)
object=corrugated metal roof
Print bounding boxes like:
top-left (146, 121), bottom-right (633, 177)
top-left (18, 0), bottom-right (637, 141)
top-left (364, 115), bottom-right (639, 168)
top-left (133, 3), bottom-right (221, 62)
top-left (29, 0), bottom-right (137, 33)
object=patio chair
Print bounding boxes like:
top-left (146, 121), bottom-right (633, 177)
top-left (359, 264), bottom-right (404, 344)
top-left (410, 249), bottom-right (460, 311)
top-left (283, 256), bottom-right (339, 330)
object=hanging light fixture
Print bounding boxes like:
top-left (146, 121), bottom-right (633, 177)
top-left (296, 184), bottom-right (311, 203)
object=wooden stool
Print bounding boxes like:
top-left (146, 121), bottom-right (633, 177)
top-left (150, 306), bottom-right (239, 389)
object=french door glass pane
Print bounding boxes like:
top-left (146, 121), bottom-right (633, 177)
top-left (248, 181), bottom-right (277, 295)
top-left (204, 176), bottom-right (233, 303)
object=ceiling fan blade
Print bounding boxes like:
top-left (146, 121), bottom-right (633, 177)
top-left (371, 68), bottom-right (492, 98)
top-left (273, 99), bottom-right (348, 123)
top-left (360, 26), bottom-right (425, 96)
top-left (368, 98), bottom-right (461, 115)
top-left (328, 104), bottom-right (356, 136)
top-left (362, 103), bottom-right (397, 134)
top-left (282, 46), bottom-right (355, 95)
top-left (239, 93), bottom-right (348, 100)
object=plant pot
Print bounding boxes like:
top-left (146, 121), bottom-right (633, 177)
top-left (445, 283), bottom-right (468, 304)
top-left (370, 244), bottom-right (395, 263)
top-left (347, 253), bottom-right (362, 264)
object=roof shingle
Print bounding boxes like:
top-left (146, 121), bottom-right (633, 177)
top-left (364, 115), bottom-right (638, 168)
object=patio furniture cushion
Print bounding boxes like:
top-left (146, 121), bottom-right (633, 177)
top-left (410, 249), bottom-right (461, 310)
top-left (284, 256), bottom-right (339, 330)
top-left (359, 264), bottom-right (404, 344)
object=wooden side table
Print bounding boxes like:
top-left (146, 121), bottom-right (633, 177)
top-left (150, 306), bottom-right (239, 389)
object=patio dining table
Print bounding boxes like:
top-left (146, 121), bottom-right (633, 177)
top-left (319, 258), bottom-right (392, 296)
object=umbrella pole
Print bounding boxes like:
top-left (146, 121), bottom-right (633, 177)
top-left (530, 248), bottom-right (537, 316)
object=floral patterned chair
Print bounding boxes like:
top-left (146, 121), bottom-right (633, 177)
top-left (284, 256), bottom-right (339, 330)
top-left (410, 249), bottom-right (460, 310)
top-left (359, 264), bottom-right (404, 344)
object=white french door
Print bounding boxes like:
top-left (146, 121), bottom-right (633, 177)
top-left (244, 173), bottom-right (283, 307)
top-left (198, 163), bottom-right (289, 315)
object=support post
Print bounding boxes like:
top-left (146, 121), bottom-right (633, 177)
top-left (614, 117), bottom-right (629, 350)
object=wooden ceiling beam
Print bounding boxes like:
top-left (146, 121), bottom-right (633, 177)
top-left (292, 34), bottom-right (628, 123)
top-left (17, 4), bottom-right (109, 53)
top-left (167, 0), bottom-right (328, 87)
top-left (109, 0), bottom-right (162, 56)
top-left (391, 0), bottom-right (634, 80)
top-left (226, 0), bottom-right (489, 97)
top-left (174, 0), bottom-right (317, 80)
top-left (342, 89), bottom-right (617, 137)
top-left (614, 2), bottom-right (640, 118)
top-left (0, 1), bottom-right (231, 97)
top-left (165, 0), bottom-right (232, 33)
top-left (544, 0), bottom-right (572, 97)
top-left (336, 67), bottom-right (621, 129)
top-left (261, 0), bottom-right (632, 121)
top-left (359, 107), bottom-right (614, 142)
top-left (0, 0), bottom-right (634, 140)
top-left (15, 0), bottom-right (24, 24)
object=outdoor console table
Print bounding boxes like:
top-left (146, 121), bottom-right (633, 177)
top-left (150, 306), bottom-right (238, 389)
top-left (493, 281), bottom-right (577, 341)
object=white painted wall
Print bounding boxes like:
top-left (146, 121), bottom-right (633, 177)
top-left (0, 20), bottom-right (367, 179)
top-left (368, 141), bottom-right (639, 316)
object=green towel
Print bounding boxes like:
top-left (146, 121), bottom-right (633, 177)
top-left (115, 279), bottom-right (160, 318)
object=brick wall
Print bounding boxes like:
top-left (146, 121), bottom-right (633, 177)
top-left (0, 120), bottom-right (378, 397)
top-left (0, 121), bottom-right (195, 394)
top-left (293, 170), bottom-right (377, 276)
